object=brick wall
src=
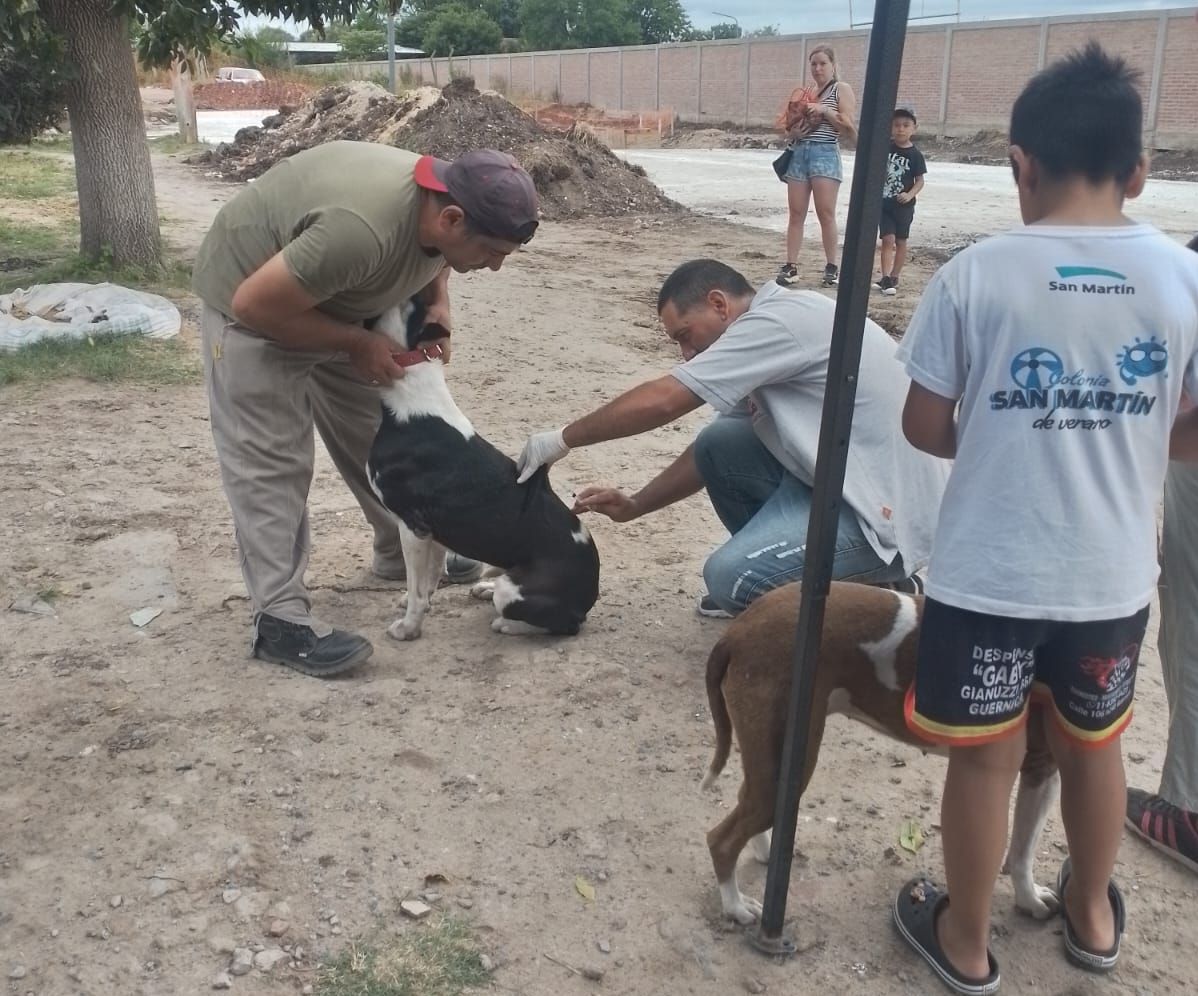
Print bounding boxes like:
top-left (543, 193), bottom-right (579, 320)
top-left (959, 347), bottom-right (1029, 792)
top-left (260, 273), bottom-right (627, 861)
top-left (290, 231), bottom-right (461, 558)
top-left (310, 7), bottom-right (1198, 148)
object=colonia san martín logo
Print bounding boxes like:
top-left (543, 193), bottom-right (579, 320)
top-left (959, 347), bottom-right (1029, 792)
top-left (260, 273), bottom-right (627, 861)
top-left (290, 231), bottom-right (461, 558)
top-left (1049, 265), bottom-right (1136, 295)
top-left (992, 342), bottom-right (1160, 423)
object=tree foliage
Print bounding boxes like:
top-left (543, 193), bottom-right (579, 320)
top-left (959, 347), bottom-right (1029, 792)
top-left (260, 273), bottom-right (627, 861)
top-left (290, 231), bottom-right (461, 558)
top-left (518, 0), bottom-right (639, 50)
top-left (339, 25), bottom-right (387, 58)
top-left (226, 27), bottom-right (291, 67)
top-left (629, 0), bottom-right (689, 44)
top-left (421, 3), bottom-right (502, 55)
top-left (0, 23), bottom-right (69, 144)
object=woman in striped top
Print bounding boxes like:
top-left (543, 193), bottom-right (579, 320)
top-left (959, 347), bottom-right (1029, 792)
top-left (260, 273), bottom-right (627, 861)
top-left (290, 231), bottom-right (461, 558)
top-left (777, 45), bottom-right (858, 288)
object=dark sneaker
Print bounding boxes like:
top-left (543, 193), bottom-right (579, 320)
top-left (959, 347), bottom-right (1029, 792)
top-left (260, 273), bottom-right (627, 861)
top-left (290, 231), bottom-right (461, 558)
top-left (873, 275), bottom-right (888, 291)
top-left (822, 263), bottom-right (839, 286)
top-left (1126, 788), bottom-right (1198, 873)
top-left (697, 594), bottom-right (733, 619)
top-left (253, 614), bottom-right (373, 677)
top-left (882, 276), bottom-right (898, 297)
top-left (776, 263), bottom-right (799, 287)
top-left (876, 575), bottom-right (925, 594)
top-left (372, 552), bottom-right (485, 586)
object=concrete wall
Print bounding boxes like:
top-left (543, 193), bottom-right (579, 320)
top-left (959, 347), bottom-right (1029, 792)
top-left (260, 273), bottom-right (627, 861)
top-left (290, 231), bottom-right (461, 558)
top-left (307, 7), bottom-right (1198, 149)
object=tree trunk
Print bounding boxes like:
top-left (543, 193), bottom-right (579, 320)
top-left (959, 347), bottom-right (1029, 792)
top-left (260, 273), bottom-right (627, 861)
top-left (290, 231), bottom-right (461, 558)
top-left (42, 0), bottom-right (162, 268)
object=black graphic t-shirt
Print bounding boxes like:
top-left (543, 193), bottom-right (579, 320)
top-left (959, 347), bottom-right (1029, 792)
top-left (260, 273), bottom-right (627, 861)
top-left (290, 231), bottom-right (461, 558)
top-left (883, 142), bottom-right (927, 202)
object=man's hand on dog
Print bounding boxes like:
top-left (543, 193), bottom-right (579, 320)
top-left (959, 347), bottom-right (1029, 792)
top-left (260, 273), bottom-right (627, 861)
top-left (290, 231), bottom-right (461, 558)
top-left (516, 428), bottom-right (570, 483)
top-left (351, 332), bottom-right (405, 385)
top-left (573, 486), bottom-right (640, 522)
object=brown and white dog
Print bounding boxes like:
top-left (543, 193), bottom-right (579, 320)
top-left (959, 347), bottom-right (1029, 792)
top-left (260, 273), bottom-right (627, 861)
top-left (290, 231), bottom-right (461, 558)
top-left (702, 581), bottom-right (1061, 925)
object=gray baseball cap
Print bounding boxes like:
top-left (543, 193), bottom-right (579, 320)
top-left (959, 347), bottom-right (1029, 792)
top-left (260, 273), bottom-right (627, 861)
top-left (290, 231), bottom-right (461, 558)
top-left (415, 149), bottom-right (540, 244)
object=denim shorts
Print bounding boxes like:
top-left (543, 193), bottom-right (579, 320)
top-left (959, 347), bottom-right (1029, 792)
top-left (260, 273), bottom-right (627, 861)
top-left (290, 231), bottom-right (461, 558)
top-left (785, 140), bottom-right (843, 183)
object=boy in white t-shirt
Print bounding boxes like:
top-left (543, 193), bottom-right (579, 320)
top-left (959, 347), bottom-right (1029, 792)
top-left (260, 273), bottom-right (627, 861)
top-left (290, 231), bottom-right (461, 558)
top-left (893, 43), bottom-right (1198, 994)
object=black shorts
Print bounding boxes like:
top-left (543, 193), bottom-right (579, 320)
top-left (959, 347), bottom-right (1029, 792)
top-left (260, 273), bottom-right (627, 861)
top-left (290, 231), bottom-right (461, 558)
top-left (879, 198), bottom-right (915, 240)
top-left (904, 598), bottom-right (1149, 748)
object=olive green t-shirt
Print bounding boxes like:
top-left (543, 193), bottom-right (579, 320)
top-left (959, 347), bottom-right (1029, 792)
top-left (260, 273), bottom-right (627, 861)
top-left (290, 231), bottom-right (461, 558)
top-left (192, 142), bottom-right (445, 323)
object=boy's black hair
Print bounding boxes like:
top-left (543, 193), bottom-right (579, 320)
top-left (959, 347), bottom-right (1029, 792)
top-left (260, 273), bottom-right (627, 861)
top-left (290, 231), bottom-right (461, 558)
top-left (1010, 41), bottom-right (1142, 184)
top-left (657, 259), bottom-right (754, 314)
top-left (893, 107), bottom-right (917, 125)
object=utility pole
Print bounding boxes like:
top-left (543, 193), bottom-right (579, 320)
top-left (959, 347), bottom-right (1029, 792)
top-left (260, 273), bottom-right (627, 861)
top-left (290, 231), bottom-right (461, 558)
top-left (386, 7), bottom-right (397, 92)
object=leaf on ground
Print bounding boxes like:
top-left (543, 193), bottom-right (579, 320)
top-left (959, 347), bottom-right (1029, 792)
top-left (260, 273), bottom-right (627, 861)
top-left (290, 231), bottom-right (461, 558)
top-left (899, 819), bottom-right (924, 853)
top-left (574, 876), bottom-right (595, 902)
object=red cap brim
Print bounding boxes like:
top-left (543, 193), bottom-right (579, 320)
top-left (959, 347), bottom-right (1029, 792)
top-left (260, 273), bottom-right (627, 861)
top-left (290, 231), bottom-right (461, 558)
top-left (414, 155), bottom-right (450, 193)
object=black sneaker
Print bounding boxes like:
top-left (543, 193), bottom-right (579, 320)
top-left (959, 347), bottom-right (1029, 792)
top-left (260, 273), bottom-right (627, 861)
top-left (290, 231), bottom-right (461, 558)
top-left (776, 263), bottom-right (799, 287)
top-left (876, 575), bottom-right (925, 594)
top-left (882, 276), bottom-right (898, 297)
top-left (372, 552), bottom-right (485, 585)
top-left (253, 614), bottom-right (373, 677)
top-left (697, 594), bottom-right (734, 619)
top-left (873, 275), bottom-right (888, 291)
top-left (822, 263), bottom-right (839, 286)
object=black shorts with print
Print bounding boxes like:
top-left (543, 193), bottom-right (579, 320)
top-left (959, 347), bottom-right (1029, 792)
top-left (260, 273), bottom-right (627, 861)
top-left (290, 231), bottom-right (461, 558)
top-left (904, 598), bottom-right (1149, 748)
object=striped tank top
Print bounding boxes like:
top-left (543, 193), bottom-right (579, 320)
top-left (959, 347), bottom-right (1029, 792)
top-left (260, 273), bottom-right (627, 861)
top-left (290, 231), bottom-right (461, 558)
top-left (805, 81), bottom-right (841, 144)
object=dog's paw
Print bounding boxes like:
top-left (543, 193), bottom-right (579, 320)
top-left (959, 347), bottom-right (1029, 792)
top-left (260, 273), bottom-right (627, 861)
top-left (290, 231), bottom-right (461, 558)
top-left (725, 895), bottom-right (764, 926)
top-left (471, 580), bottom-right (497, 601)
top-left (387, 618), bottom-right (423, 642)
top-left (1015, 883), bottom-right (1061, 920)
top-left (491, 617), bottom-right (547, 636)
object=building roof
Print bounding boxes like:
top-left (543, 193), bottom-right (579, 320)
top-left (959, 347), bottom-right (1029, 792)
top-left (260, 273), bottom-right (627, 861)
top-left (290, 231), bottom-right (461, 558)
top-left (284, 40), bottom-right (424, 56)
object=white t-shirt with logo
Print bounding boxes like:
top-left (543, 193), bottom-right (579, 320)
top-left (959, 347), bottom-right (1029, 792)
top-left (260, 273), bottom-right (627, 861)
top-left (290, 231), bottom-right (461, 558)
top-left (672, 283), bottom-right (949, 573)
top-left (898, 223), bottom-right (1198, 621)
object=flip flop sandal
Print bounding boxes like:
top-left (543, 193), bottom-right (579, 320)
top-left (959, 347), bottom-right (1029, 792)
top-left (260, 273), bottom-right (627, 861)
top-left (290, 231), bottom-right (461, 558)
top-left (892, 877), bottom-right (1001, 996)
top-left (1055, 859), bottom-right (1126, 973)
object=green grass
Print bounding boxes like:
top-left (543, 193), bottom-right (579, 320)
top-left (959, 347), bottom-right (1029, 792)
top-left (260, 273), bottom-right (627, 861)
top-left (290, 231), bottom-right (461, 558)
top-left (0, 148), bottom-right (75, 198)
top-left (0, 333), bottom-right (200, 389)
top-left (148, 133), bottom-right (213, 155)
top-left (314, 918), bottom-right (490, 996)
top-left (0, 218), bottom-right (77, 294)
top-left (0, 235), bottom-right (194, 296)
top-left (0, 146), bottom-right (201, 389)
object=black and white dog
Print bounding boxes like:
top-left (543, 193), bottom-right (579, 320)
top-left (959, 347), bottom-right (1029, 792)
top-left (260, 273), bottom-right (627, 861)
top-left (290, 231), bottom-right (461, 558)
top-left (366, 299), bottom-right (600, 640)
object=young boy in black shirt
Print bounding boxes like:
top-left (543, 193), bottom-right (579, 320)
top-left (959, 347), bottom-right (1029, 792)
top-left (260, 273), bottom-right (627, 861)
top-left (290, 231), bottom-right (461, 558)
top-left (875, 107), bottom-right (927, 296)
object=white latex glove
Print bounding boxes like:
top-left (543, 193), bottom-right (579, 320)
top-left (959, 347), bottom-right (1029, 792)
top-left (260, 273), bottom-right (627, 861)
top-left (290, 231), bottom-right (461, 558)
top-left (517, 428), bottom-right (570, 484)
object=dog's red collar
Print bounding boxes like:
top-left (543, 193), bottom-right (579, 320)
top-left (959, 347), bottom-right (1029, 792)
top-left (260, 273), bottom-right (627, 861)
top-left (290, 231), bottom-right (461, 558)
top-left (391, 341), bottom-right (446, 368)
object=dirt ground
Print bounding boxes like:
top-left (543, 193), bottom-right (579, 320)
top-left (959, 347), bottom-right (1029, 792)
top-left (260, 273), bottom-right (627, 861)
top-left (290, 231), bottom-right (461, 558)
top-left (664, 123), bottom-right (1198, 182)
top-left (1, 153), bottom-right (1195, 996)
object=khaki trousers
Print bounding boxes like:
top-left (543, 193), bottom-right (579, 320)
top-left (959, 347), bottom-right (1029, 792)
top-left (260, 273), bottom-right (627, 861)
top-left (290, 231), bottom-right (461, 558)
top-left (200, 305), bottom-right (403, 634)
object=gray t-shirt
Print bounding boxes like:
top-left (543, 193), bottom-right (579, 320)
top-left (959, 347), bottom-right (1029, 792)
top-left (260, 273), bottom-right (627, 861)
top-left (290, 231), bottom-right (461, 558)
top-left (671, 282), bottom-right (948, 570)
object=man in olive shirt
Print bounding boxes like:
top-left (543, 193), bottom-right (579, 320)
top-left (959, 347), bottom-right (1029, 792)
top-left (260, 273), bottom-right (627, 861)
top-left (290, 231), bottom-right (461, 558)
top-left (193, 142), bottom-right (539, 678)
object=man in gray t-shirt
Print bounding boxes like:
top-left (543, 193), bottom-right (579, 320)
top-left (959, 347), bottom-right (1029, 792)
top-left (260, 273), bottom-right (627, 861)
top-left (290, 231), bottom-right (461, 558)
top-left (516, 259), bottom-right (948, 616)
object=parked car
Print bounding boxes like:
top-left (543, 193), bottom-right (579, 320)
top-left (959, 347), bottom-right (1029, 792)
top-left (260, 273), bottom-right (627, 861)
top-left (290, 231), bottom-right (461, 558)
top-left (215, 67), bottom-right (266, 84)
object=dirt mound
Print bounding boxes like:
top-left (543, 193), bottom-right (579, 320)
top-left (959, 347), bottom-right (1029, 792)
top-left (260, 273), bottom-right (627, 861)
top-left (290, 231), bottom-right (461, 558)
top-left (187, 78), bottom-right (678, 221)
top-left (663, 128), bottom-right (783, 151)
top-left (193, 79), bottom-right (314, 111)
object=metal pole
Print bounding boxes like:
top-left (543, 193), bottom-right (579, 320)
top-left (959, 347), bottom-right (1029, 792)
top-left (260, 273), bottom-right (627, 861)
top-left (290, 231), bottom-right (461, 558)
top-left (386, 10), bottom-right (396, 92)
top-left (752, 0), bottom-right (912, 955)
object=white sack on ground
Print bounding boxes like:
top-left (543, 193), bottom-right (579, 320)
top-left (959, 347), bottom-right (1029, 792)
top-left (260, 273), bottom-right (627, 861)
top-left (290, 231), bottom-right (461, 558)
top-left (0, 282), bottom-right (181, 352)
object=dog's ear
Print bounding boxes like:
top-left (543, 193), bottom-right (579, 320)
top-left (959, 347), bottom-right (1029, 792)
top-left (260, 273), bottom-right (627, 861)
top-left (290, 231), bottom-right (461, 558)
top-left (405, 296), bottom-right (429, 349)
top-left (413, 321), bottom-right (450, 346)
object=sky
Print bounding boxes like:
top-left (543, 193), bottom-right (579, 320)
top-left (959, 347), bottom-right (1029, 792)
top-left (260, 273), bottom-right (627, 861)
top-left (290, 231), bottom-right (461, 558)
top-left (242, 1), bottom-right (1186, 37)
top-left (690, 0), bottom-right (1183, 34)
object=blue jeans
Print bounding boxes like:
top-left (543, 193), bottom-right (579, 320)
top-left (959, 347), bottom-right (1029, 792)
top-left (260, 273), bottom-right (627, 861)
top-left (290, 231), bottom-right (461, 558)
top-left (695, 415), bottom-right (905, 615)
